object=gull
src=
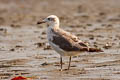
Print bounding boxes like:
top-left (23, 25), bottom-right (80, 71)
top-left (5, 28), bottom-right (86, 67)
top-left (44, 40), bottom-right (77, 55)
top-left (37, 15), bottom-right (103, 71)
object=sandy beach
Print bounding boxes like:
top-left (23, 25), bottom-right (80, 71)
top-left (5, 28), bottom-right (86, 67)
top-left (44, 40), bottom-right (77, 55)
top-left (0, 0), bottom-right (120, 80)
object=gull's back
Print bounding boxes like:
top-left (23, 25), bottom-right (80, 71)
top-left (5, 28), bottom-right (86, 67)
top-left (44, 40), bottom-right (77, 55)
top-left (48, 28), bottom-right (89, 53)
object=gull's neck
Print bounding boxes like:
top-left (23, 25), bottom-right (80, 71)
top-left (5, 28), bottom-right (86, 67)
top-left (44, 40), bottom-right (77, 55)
top-left (48, 23), bottom-right (60, 30)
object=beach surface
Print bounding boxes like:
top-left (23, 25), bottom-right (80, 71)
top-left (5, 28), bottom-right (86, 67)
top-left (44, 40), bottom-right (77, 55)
top-left (0, 0), bottom-right (120, 80)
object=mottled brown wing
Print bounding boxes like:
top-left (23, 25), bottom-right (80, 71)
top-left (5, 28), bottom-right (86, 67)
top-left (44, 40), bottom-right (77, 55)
top-left (51, 29), bottom-right (89, 51)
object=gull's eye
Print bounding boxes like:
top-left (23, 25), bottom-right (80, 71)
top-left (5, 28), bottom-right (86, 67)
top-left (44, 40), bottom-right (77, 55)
top-left (48, 18), bottom-right (51, 21)
top-left (47, 18), bottom-right (55, 21)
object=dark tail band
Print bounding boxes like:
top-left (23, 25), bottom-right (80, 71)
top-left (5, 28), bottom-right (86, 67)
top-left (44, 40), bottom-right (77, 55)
top-left (88, 48), bottom-right (103, 52)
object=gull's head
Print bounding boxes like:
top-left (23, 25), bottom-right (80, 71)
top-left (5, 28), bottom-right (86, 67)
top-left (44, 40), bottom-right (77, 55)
top-left (37, 15), bottom-right (60, 28)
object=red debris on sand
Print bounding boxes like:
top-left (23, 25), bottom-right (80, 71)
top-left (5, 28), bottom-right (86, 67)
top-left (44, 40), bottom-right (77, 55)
top-left (11, 76), bottom-right (32, 80)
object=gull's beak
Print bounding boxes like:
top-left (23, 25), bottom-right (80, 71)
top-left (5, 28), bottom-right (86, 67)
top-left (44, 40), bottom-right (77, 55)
top-left (37, 20), bottom-right (46, 24)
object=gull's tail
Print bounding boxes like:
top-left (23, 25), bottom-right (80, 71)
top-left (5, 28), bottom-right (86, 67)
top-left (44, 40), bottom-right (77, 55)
top-left (88, 48), bottom-right (103, 52)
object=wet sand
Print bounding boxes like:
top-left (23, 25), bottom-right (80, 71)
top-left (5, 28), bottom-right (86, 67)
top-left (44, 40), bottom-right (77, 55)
top-left (0, 0), bottom-right (120, 80)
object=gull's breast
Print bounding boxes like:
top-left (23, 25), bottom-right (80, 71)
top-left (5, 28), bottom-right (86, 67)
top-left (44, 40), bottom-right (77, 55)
top-left (47, 27), bottom-right (66, 56)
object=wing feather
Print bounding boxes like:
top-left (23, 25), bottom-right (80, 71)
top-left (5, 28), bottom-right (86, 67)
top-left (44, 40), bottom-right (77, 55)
top-left (51, 28), bottom-right (89, 51)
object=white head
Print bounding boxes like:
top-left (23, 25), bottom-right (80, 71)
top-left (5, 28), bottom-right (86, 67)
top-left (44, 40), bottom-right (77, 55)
top-left (37, 15), bottom-right (60, 28)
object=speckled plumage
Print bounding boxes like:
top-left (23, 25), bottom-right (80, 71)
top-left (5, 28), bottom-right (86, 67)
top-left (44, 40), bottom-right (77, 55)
top-left (38, 15), bottom-right (103, 71)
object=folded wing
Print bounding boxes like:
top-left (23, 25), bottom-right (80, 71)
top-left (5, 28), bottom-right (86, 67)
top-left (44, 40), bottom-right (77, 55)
top-left (51, 28), bottom-right (89, 52)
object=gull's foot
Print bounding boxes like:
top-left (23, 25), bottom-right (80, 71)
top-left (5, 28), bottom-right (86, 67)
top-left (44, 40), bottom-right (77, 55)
top-left (59, 69), bottom-right (63, 71)
top-left (64, 69), bottom-right (70, 71)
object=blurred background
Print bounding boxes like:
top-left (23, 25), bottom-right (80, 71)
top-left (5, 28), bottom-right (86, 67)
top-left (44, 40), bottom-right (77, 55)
top-left (0, 0), bottom-right (120, 80)
top-left (0, 0), bottom-right (120, 26)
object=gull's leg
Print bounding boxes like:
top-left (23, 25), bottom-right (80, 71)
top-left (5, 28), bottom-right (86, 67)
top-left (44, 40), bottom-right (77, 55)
top-left (60, 56), bottom-right (63, 71)
top-left (68, 56), bottom-right (71, 70)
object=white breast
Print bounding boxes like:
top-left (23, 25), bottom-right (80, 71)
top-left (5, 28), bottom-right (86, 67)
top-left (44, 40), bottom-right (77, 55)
top-left (46, 27), bottom-right (65, 56)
